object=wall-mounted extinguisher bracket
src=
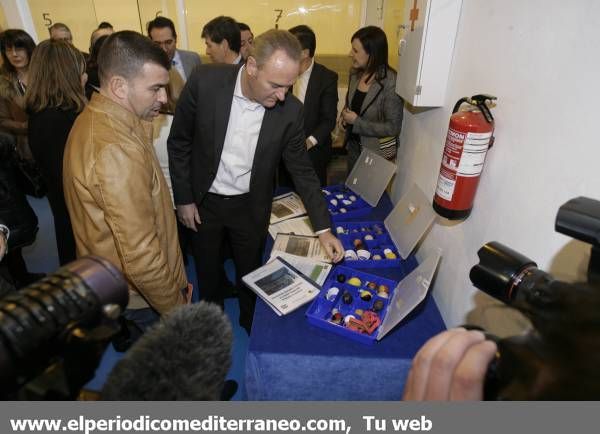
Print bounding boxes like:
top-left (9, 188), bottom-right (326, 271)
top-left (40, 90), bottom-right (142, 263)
top-left (433, 94), bottom-right (497, 220)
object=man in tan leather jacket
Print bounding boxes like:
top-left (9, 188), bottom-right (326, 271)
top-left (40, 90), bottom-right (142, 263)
top-left (63, 31), bottom-right (186, 330)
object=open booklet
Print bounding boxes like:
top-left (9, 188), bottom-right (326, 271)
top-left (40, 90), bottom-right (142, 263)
top-left (268, 215), bottom-right (316, 239)
top-left (271, 233), bottom-right (331, 263)
top-left (270, 192), bottom-right (307, 224)
top-left (242, 255), bottom-right (332, 316)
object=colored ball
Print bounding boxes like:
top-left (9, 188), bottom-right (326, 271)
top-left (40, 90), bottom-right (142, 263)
top-left (347, 277), bottom-right (362, 287)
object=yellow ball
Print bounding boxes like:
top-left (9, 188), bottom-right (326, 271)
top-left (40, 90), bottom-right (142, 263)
top-left (347, 277), bottom-right (362, 287)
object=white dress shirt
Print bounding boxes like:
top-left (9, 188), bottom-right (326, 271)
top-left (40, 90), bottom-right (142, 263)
top-left (152, 114), bottom-right (175, 206)
top-left (171, 50), bottom-right (187, 81)
top-left (293, 58), bottom-right (314, 103)
top-left (209, 66), bottom-right (265, 195)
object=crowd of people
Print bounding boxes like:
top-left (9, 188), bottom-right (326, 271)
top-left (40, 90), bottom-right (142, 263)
top-left (3, 16), bottom-right (489, 400)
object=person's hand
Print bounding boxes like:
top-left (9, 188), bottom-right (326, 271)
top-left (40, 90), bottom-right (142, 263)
top-left (305, 138), bottom-right (316, 150)
top-left (182, 283), bottom-right (193, 304)
top-left (318, 231), bottom-right (344, 263)
top-left (0, 231), bottom-right (7, 261)
top-left (336, 115), bottom-right (347, 132)
top-left (176, 203), bottom-right (201, 232)
top-left (341, 108), bottom-right (358, 125)
top-left (403, 328), bottom-right (498, 401)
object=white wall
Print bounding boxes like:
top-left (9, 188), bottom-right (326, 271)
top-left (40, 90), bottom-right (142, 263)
top-left (392, 0), bottom-right (600, 329)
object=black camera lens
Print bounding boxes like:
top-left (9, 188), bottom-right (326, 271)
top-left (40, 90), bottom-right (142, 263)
top-left (0, 256), bottom-right (128, 390)
top-left (0, 302), bottom-right (45, 358)
top-left (470, 241), bottom-right (540, 304)
top-left (44, 274), bottom-right (89, 314)
top-left (17, 288), bottom-right (59, 327)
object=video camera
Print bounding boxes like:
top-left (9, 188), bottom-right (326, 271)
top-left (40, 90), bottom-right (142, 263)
top-left (470, 197), bottom-right (600, 400)
top-left (0, 256), bottom-right (128, 399)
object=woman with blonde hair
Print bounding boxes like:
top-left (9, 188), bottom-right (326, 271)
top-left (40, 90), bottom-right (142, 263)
top-left (26, 39), bottom-right (87, 265)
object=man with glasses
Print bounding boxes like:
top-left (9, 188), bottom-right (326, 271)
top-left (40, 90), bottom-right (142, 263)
top-left (147, 16), bottom-right (201, 83)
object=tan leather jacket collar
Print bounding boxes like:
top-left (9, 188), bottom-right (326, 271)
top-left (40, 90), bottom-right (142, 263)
top-left (89, 92), bottom-right (153, 145)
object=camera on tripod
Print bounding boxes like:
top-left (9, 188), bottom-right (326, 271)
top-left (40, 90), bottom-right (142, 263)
top-left (470, 196), bottom-right (600, 400)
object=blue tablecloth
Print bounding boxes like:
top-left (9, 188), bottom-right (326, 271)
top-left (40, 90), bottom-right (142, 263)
top-left (245, 191), bottom-right (446, 400)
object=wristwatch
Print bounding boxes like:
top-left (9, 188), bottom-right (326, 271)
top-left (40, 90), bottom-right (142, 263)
top-left (0, 224), bottom-right (9, 241)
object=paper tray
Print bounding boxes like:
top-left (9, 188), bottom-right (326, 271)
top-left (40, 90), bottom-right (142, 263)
top-left (336, 184), bottom-right (436, 263)
top-left (323, 149), bottom-right (397, 222)
top-left (305, 251), bottom-right (441, 344)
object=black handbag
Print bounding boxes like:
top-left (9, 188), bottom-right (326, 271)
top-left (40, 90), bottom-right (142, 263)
top-left (14, 151), bottom-right (47, 198)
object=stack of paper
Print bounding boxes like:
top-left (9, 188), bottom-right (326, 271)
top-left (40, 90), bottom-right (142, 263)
top-left (270, 192), bottom-right (307, 224)
top-left (242, 256), bottom-right (331, 316)
top-left (270, 234), bottom-right (331, 263)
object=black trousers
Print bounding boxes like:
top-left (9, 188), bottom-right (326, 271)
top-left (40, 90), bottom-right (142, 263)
top-left (175, 209), bottom-right (190, 264)
top-left (191, 193), bottom-right (264, 333)
top-left (47, 189), bottom-right (76, 266)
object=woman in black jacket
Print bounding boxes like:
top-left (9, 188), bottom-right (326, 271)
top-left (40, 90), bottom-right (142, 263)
top-left (26, 40), bottom-right (87, 265)
top-left (341, 26), bottom-right (404, 172)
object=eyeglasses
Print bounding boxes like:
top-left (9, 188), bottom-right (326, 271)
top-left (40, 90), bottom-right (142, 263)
top-left (241, 37), bottom-right (254, 47)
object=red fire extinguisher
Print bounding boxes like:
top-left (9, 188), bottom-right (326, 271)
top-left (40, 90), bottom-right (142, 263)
top-left (433, 94), bottom-right (497, 220)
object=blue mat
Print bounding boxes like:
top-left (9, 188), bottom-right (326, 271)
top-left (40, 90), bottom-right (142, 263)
top-left (246, 190), bottom-right (446, 400)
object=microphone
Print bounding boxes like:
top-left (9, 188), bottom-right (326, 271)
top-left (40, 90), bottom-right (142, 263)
top-left (101, 302), bottom-right (233, 400)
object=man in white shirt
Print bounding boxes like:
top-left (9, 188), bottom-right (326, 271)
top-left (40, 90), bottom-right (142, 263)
top-left (168, 30), bottom-right (343, 333)
top-left (202, 16), bottom-right (243, 65)
top-left (147, 16), bottom-right (201, 82)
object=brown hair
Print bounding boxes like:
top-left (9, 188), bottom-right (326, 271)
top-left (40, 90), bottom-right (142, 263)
top-left (201, 16), bottom-right (240, 53)
top-left (98, 31), bottom-right (170, 86)
top-left (0, 29), bottom-right (36, 75)
top-left (25, 39), bottom-right (87, 113)
top-left (351, 26), bottom-right (391, 82)
top-left (249, 29), bottom-right (301, 68)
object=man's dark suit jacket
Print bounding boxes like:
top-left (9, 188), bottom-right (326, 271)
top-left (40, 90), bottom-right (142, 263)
top-left (167, 64), bottom-right (331, 236)
top-left (302, 62), bottom-right (338, 184)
